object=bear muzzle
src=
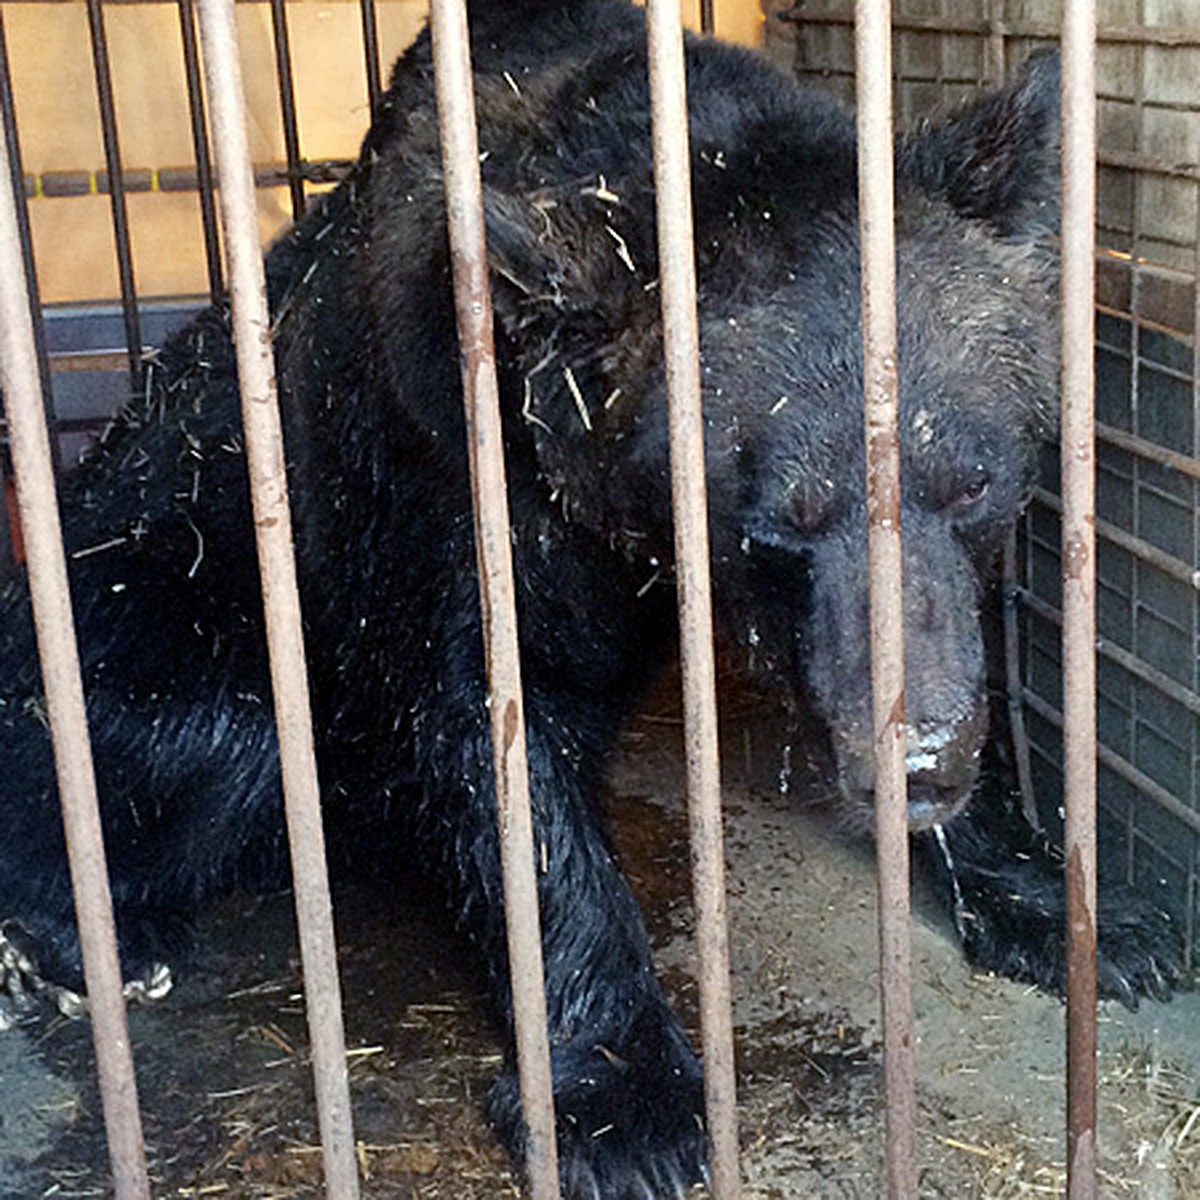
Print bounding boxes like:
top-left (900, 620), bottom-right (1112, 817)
top-left (832, 704), bottom-right (987, 833)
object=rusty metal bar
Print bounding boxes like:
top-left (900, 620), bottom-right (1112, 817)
top-left (177, 0), bottom-right (225, 301)
top-left (644, 1), bottom-right (740, 1197)
top-left (85, 0), bottom-right (143, 393)
top-left (359, 0), bottom-right (383, 122)
top-left (28, 159), bottom-right (354, 199)
top-left (1002, 535), bottom-right (1040, 830)
top-left (1096, 147), bottom-right (1200, 186)
top-left (1031, 485), bottom-right (1199, 591)
top-left (268, 0), bottom-right (306, 220)
top-left (0, 99), bottom-right (150, 1200)
top-left (0, 5), bottom-right (57, 469)
top-left (193, 3), bottom-right (360, 1196)
top-left (426, 2), bottom-right (560, 1198)
top-left (1022, 687), bottom-right (1200, 840)
top-left (1060, 0), bottom-right (1099, 1194)
top-left (853, 3), bottom-right (918, 1197)
top-left (1093, 421), bottom-right (1200, 482)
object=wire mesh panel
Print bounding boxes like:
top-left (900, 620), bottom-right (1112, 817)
top-left (0, 0), bottom-right (438, 521)
top-left (774, 0), bottom-right (1200, 973)
top-left (1032, 1), bottom-right (1200, 976)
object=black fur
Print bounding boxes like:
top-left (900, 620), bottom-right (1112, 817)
top-left (0, 2), bottom-right (1184, 1195)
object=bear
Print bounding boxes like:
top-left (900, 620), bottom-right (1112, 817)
top-left (0, 0), bottom-right (1185, 1195)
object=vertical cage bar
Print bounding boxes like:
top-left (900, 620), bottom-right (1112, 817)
top-left (193, 3), bottom-right (360, 1197)
top-left (359, 0), bottom-right (383, 122)
top-left (1191, 67), bottom-right (1200, 981)
top-left (853, 2), bottom-right (918, 1198)
top-left (0, 6), bottom-right (57, 470)
top-left (1186, 865), bottom-right (1197, 978)
top-left (85, 0), bottom-right (143, 393)
top-left (699, 0), bottom-right (715, 37)
top-left (1003, 534), bottom-right (1039, 829)
top-left (177, 0), bottom-right (225, 302)
top-left (426, 2), bottom-right (560, 1198)
top-left (983, 0), bottom-right (1005, 87)
top-left (0, 106), bottom-right (150, 1200)
top-left (1125, 4), bottom-right (1147, 910)
top-left (268, 0), bottom-right (306, 221)
top-left (1060, 1), bottom-right (1098, 1196)
top-left (644, 1), bottom-right (740, 1196)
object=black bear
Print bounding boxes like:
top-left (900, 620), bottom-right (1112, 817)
top-left (0, 0), bottom-right (1184, 1195)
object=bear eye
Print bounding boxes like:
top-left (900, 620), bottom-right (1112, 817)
top-left (947, 471), bottom-right (990, 514)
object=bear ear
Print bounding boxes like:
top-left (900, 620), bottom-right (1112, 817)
top-left (898, 51), bottom-right (1061, 240)
top-left (484, 187), bottom-right (660, 351)
top-left (484, 192), bottom-right (570, 338)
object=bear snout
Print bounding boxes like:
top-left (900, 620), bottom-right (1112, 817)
top-left (832, 705), bottom-right (987, 832)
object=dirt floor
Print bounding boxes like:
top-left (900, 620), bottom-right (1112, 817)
top-left (1, 688), bottom-right (1198, 1199)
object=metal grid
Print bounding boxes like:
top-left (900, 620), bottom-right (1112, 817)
top-left (775, 0), bottom-right (1200, 972)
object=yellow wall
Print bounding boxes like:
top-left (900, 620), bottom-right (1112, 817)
top-left (6, 0), bottom-right (763, 305)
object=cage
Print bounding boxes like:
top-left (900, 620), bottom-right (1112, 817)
top-left (1, 1), bottom-right (1199, 1197)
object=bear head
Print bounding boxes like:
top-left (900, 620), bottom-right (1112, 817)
top-left (487, 48), bottom-right (1061, 831)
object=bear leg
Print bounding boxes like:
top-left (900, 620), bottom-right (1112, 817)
top-left (417, 714), bottom-right (708, 1199)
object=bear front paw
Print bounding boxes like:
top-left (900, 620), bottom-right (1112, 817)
top-left (490, 1011), bottom-right (708, 1199)
top-left (951, 863), bottom-right (1187, 1009)
top-left (1092, 886), bottom-right (1186, 1009)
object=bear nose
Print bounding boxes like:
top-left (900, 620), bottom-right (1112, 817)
top-left (833, 707), bottom-right (986, 830)
top-left (904, 721), bottom-right (981, 792)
